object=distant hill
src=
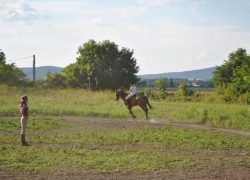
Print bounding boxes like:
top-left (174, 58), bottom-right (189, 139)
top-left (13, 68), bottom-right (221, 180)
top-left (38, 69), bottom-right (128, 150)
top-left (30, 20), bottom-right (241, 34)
top-left (139, 67), bottom-right (216, 80)
top-left (21, 66), bottom-right (216, 81)
top-left (21, 66), bottom-right (63, 80)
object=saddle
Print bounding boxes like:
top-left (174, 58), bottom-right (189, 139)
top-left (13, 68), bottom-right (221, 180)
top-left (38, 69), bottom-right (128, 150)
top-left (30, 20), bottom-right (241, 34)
top-left (127, 94), bottom-right (137, 105)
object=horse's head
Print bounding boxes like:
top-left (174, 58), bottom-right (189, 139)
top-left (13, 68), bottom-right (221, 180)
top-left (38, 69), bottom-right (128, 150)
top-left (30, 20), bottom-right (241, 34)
top-left (115, 89), bottom-right (121, 101)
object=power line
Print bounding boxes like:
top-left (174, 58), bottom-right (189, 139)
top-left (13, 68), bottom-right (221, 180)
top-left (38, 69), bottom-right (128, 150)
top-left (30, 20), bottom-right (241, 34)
top-left (6, 55), bottom-right (37, 82)
top-left (7, 56), bottom-right (33, 62)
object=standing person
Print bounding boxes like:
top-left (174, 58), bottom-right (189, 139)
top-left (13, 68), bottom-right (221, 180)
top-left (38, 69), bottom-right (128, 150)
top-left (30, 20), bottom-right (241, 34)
top-left (125, 82), bottom-right (137, 106)
top-left (19, 95), bottom-right (30, 146)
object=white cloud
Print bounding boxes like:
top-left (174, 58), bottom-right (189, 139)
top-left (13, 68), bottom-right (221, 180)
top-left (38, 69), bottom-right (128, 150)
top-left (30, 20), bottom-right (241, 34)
top-left (137, 0), bottom-right (204, 6)
top-left (28, 1), bottom-right (148, 27)
top-left (90, 17), bottom-right (119, 26)
top-left (190, 7), bottom-right (198, 15)
top-left (137, 0), bottom-right (168, 6)
top-left (82, 6), bottom-right (147, 26)
top-left (31, 1), bottom-right (80, 14)
top-left (194, 50), bottom-right (209, 62)
top-left (0, 0), bottom-right (38, 22)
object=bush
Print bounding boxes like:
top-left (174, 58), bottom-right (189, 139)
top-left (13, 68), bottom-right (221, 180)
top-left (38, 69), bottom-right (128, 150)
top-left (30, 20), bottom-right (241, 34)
top-left (144, 88), bottom-right (153, 98)
top-left (238, 93), bottom-right (250, 104)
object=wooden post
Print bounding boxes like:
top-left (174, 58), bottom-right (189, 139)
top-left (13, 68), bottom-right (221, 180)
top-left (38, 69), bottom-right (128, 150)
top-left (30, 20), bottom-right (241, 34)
top-left (33, 55), bottom-right (36, 81)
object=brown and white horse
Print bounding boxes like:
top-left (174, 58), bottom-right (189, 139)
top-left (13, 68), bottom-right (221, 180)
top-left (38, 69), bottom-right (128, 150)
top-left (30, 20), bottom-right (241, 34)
top-left (115, 89), bottom-right (152, 121)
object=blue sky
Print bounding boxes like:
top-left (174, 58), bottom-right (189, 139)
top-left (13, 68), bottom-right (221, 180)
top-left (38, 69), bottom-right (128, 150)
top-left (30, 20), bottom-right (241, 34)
top-left (1, 0), bottom-right (250, 74)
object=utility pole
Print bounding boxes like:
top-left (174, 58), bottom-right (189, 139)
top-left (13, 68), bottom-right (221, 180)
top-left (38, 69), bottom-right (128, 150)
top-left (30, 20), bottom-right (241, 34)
top-left (33, 55), bottom-right (36, 81)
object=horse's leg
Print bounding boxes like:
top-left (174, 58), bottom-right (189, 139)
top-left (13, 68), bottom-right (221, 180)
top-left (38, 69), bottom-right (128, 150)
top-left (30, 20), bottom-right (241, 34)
top-left (144, 96), bottom-right (152, 109)
top-left (140, 105), bottom-right (148, 120)
top-left (128, 107), bottom-right (136, 121)
top-left (143, 98), bottom-right (151, 119)
top-left (144, 106), bottom-right (149, 120)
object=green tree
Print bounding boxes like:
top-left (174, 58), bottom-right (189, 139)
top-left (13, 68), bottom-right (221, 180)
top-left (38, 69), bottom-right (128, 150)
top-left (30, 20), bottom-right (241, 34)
top-left (176, 81), bottom-right (188, 96)
top-left (155, 78), bottom-right (167, 92)
top-left (0, 49), bottom-right (26, 86)
top-left (213, 48), bottom-right (250, 101)
top-left (0, 50), bottom-right (6, 64)
top-left (63, 40), bottom-right (140, 90)
top-left (62, 63), bottom-right (88, 88)
top-left (40, 72), bottom-right (66, 88)
top-left (155, 78), bottom-right (168, 99)
top-left (176, 80), bottom-right (194, 96)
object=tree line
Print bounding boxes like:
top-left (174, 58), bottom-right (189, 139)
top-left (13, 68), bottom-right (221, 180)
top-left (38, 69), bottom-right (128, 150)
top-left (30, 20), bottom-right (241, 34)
top-left (1, 41), bottom-right (250, 103)
top-left (138, 78), bottom-right (213, 89)
top-left (0, 50), bottom-right (27, 86)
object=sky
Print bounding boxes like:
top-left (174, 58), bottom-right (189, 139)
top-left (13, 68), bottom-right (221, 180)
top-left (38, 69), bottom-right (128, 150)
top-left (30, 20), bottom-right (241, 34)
top-left (1, 0), bottom-right (250, 74)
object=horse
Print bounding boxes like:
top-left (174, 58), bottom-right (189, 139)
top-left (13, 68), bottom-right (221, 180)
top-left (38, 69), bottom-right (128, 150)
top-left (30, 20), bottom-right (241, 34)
top-left (115, 89), bottom-right (152, 121)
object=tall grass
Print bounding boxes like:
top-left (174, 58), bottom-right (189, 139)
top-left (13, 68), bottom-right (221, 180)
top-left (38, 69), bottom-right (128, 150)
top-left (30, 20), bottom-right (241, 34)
top-left (0, 85), bottom-right (127, 117)
top-left (0, 84), bottom-right (250, 130)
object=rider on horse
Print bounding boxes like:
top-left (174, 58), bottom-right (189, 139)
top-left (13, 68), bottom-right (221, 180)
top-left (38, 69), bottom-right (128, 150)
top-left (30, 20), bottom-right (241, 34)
top-left (115, 85), bottom-right (152, 121)
top-left (125, 82), bottom-right (137, 106)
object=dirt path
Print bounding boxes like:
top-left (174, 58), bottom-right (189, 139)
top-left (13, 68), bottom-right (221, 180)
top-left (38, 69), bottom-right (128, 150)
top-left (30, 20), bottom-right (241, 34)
top-left (148, 119), bottom-right (250, 137)
top-left (58, 116), bottom-right (250, 137)
top-left (1, 116), bottom-right (250, 137)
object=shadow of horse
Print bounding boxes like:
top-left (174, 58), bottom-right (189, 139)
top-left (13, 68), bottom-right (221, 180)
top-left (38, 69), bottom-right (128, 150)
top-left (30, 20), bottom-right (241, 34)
top-left (115, 89), bottom-right (152, 121)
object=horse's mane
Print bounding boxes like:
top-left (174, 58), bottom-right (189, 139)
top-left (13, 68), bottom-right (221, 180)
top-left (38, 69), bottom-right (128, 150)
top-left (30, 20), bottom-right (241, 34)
top-left (117, 89), bottom-right (128, 97)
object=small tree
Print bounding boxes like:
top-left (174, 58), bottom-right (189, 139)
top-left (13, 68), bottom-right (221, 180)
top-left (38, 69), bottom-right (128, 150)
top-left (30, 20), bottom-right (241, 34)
top-left (155, 78), bottom-right (168, 99)
top-left (41, 72), bottom-right (66, 88)
top-left (176, 80), bottom-right (194, 97)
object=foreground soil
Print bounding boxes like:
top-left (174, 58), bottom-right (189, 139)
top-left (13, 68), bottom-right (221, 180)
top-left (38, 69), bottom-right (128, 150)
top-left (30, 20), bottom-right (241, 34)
top-left (1, 167), bottom-right (250, 180)
top-left (1, 116), bottom-right (250, 180)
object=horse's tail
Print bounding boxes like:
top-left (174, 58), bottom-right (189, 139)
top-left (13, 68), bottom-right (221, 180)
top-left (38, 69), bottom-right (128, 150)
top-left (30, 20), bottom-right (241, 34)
top-left (145, 96), bottom-right (152, 109)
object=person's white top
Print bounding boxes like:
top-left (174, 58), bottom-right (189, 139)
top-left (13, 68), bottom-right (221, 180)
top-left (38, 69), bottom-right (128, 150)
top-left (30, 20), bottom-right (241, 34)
top-left (125, 85), bottom-right (137, 100)
top-left (130, 85), bottom-right (137, 95)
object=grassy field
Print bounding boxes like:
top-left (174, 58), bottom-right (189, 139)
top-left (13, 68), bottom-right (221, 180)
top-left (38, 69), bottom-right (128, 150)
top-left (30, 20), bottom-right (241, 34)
top-left (0, 85), bottom-right (250, 131)
top-left (1, 85), bottom-right (250, 178)
top-left (1, 116), bottom-right (250, 176)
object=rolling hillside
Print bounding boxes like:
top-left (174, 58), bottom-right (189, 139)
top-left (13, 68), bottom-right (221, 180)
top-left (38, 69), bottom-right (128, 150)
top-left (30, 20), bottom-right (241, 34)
top-left (21, 66), bottom-right (63, 80)
top-left (21, 66), bottom-right (216, 81)
top-left (139, 67), bottom-right (216, 80)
